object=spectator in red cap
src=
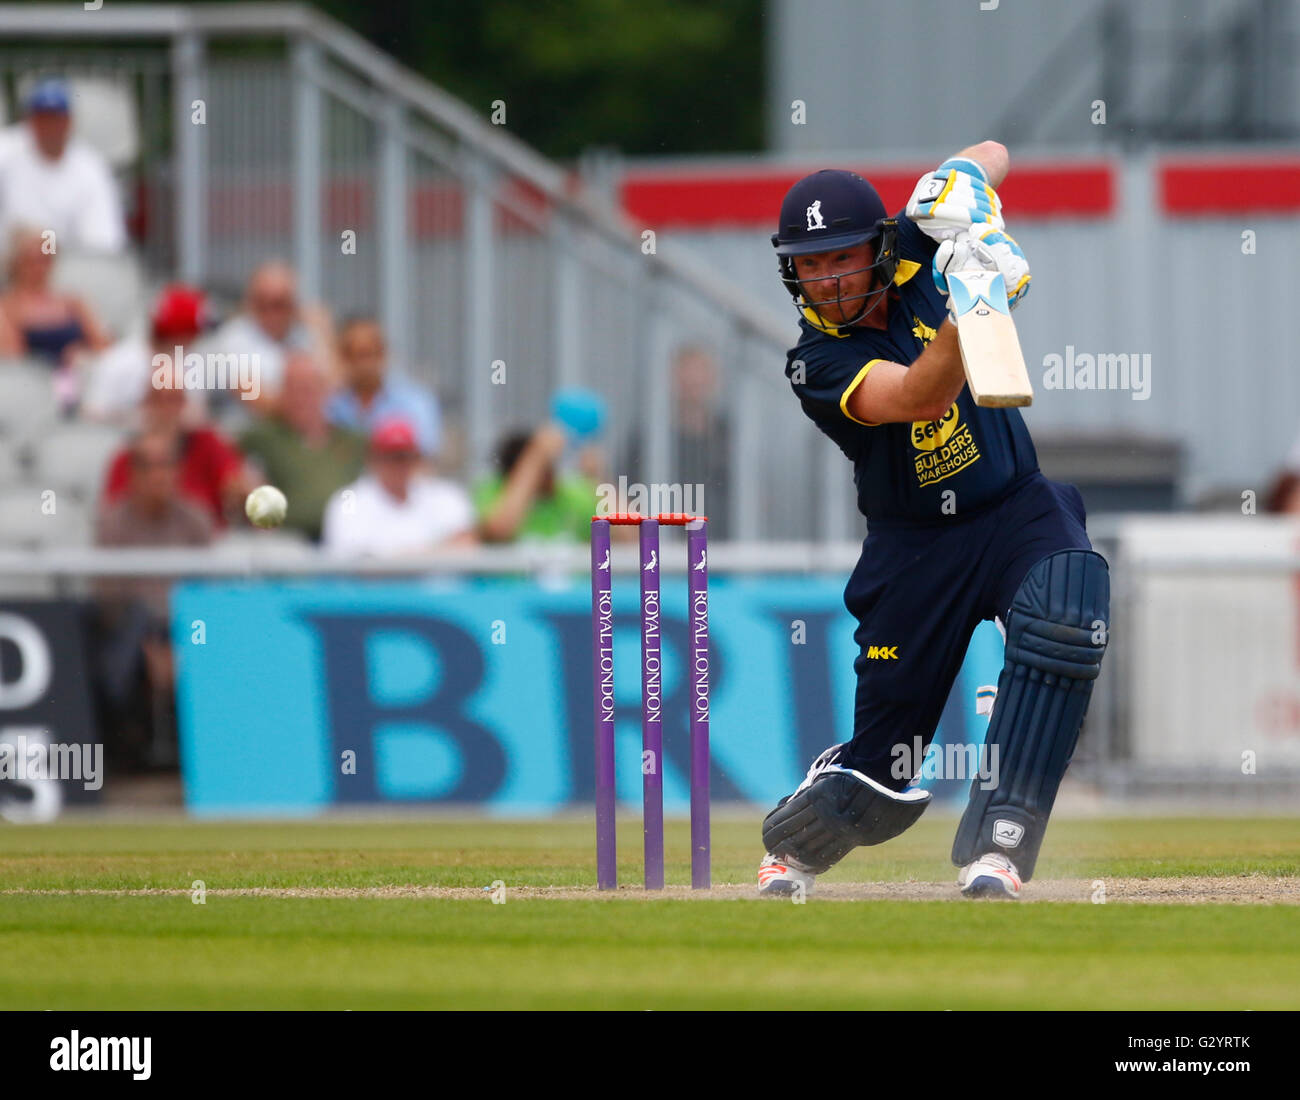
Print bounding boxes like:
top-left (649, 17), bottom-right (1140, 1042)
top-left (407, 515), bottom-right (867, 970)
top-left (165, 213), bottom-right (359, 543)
top-left (82, 283), bottom-right (209, 425)
top-left (321, 416), bottom-right (475, 557)
top-left (100, 372), bottom-right (250, 530)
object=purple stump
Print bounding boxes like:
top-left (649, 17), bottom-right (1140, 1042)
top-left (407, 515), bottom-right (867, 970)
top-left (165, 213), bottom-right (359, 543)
top-left (639, 518), bottom-right (664, 890)
top-left (686, 518), bottom-right (710, 889)
top-left (590, 518), bottom-right (617, 890)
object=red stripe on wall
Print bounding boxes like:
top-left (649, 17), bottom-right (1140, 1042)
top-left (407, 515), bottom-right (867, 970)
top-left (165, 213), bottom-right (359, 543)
top-left (1160, 158), bottom-right (1300, 215)
top-left (620, 163), bottom-right (1115, 229)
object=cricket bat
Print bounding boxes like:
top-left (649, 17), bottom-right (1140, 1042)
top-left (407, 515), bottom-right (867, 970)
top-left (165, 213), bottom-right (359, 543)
top-left (947, 269), bottom-right (1033, 407)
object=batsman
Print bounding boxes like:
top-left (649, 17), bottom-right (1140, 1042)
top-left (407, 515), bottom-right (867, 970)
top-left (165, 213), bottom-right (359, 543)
top-left (757, 143), bottom-right (1110, 899)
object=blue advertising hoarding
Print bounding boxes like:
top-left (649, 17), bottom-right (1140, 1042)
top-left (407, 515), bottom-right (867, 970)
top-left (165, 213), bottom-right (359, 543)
top-left (172, 575), bottom-right (1003, 815)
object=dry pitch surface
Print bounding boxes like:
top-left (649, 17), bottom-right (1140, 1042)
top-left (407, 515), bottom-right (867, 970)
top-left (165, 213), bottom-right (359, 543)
top-left (2, 875), bottom-right (1295, 902)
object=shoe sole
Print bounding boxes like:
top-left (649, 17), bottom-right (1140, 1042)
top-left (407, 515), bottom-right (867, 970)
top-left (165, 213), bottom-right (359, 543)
top-left (961, 875), bottom-right (1019, 900)
top-left (757, 880), bottom-right (812, 898)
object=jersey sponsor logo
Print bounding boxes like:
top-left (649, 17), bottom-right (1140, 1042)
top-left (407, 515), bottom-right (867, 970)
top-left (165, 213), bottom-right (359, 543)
top-left (910, 405), bottom-right (959, 451)
top-left (865, 645), bottom-right (899, 659)
top-left (806, 200), bottom-right (826, 230)
top-left (912, 403), bottom-right (982, 487)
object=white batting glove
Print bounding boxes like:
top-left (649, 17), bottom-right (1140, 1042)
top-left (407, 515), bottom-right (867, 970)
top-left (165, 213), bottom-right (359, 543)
top-left (906, 157), bottom-right (1005, 242)
top-left (933, 225), bottom-right (1031, 321)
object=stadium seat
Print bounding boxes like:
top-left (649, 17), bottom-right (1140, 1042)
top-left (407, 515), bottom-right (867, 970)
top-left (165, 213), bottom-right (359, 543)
top-left (28, 422), bottom-right (126, 503)
top-left (51, 251), bottom-right (146, 338)
top-left (0, 441), bottom-right (27, 487)
top-left (0, 361), bottom-right (59, 436)
top-left (0, 486), bottom-right (92, 548)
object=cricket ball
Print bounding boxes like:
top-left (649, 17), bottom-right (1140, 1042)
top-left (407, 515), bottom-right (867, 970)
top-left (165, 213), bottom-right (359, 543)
top-left (245, 485), bottom-right (288, 529)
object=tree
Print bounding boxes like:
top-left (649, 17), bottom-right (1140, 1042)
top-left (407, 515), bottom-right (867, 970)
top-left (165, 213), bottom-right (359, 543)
top-left (318, 0), bottom-right (765, 158)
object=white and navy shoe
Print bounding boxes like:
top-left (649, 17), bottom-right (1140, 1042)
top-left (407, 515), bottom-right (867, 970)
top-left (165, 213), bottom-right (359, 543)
top-left (958, 853), bottom-right (1022, 899)
top-left (757, 853), bottom-right (817, 897)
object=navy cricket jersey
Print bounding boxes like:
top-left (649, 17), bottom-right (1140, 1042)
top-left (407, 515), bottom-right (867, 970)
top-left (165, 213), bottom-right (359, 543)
top-left (784, 212), bottom-right (1039, 525)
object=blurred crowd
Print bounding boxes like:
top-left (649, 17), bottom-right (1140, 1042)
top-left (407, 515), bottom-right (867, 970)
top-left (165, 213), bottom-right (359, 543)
top-left (0, 77), bottom-right (735, 775)
top-left (0, 77), bottom-right (722, 773)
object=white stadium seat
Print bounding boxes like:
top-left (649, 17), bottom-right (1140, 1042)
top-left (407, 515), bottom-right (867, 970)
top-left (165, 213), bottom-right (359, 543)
top-left (0, 486), bottom-right (92, 548)
top-left (0, 361), bottom-right (59, 436)
top-left (0, 442), bottom-right (27, 487)
top-left (51, 251), bottom-right (146, 339)
top-left (28, 422), bottom-right (126, 503)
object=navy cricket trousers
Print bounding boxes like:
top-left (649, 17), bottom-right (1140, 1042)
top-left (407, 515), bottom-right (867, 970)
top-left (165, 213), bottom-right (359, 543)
top-left (842, 472), bottom-right (1092, 789)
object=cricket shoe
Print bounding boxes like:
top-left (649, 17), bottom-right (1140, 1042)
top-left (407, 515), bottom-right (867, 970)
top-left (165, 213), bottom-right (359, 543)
top-left (756, 744), bottom-right (850, 897)
top-left (958, 853), bottom-right (1022, 899)
top-left (757, 853), bottom-right (817, 898)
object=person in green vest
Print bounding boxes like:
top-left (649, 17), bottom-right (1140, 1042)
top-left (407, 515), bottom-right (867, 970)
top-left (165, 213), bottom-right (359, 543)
top-left (238, 352), bottom-right (367, 541)
top-left (475, 423), bottom-right (599, 543)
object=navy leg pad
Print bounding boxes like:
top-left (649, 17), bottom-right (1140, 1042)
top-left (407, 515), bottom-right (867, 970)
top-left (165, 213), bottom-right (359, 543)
top-left (952, 549), bottom-right (1110, 880)
top-left (763, 766), bottom-right (932, 874)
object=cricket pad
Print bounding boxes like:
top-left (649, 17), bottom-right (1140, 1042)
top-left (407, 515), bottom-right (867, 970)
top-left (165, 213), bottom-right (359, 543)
top-left (951, 548), bottom-right (1110, 880)
top-left (762, 767), bottom-right (932, 874)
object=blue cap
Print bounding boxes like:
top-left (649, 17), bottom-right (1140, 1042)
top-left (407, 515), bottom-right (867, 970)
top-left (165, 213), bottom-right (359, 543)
top-left (26, 78), bottom-right (70, 114)
top-left (550, 387), bottom-right (606, 441)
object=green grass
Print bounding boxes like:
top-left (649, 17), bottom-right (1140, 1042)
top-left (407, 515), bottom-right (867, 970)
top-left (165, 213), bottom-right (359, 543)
top-left (0, 816), bottom-right (1297, 1008)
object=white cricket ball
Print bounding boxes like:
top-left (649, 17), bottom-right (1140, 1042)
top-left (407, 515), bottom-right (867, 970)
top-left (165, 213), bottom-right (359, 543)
top-left (245, 485), bottom-right (288, 529)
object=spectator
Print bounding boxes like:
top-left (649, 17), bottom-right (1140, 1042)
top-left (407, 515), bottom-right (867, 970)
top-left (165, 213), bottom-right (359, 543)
top-left (624, 343), bottom-right (730, 533)
top-left (101, 381), bottom-right (248, 529)
top-left (322, 417), bottom-right (475, 557)
top-left (326, 316), bottom-right (443, 457)
top-left (0, 225), bottom-right (111, 369)
top-left (94, 431), bottom-right (212, 771)
top-left (81, 284), bottom-right (209, 425)
top-left (476, 424), bottom-right (599, 543)
top-left (239, 353), bottom-right (367, 541)
top-left (0, 77), bottom-right (126, 254)
top-left (204, 260), bottom-right (332, 412)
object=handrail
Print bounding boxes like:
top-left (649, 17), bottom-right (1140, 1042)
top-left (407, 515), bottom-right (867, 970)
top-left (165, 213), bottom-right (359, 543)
top-left (0, 542), bottom-right (866, 578)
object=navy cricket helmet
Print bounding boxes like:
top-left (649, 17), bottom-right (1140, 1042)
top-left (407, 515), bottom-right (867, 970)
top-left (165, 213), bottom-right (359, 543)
top-left (772, 169), bottom-right (898, 325)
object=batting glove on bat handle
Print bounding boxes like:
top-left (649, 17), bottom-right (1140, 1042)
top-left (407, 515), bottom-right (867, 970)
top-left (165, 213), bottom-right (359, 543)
top-left (906, 158), bottom-right (1005, 243)
top-left (933, 225), bottom-right (1031, 320)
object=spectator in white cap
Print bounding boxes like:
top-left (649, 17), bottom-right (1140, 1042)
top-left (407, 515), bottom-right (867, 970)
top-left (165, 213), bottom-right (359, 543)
top-left (321, 416), bottom-right (475, 558)
top-left (0, 77), bottom-right (126, 254)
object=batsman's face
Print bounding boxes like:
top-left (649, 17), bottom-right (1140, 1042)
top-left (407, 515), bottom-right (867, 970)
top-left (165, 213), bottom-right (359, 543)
top-left (794, 243), bottom-right (876, 326)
